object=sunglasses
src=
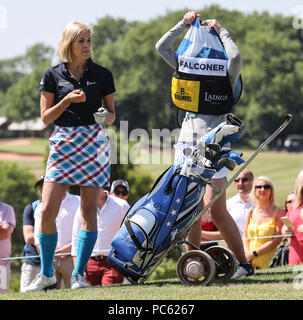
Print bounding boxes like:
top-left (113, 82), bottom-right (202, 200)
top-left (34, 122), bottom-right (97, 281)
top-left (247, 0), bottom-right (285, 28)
top-left (235, 177), bottom-right (249, 183)
top-left (114, 190), bottom-right (128, 196)
top-left (286, 199), bottom-right (295, 204)
top-left (255, 184), bottom-right (271, 190)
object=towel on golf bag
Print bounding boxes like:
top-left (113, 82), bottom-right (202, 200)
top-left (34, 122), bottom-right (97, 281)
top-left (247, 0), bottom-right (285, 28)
top-left (107, 115), bottom-right (245, 282)
top-left (171, 18), bottom-right (242, 115)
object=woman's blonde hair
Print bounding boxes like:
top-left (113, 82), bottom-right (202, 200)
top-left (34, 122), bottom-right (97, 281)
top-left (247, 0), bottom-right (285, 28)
top-left (294, 169), bottom-right (303, 208)
top-left (58, 21), bottom-right (91, 63)
top-left (250, 176), bottom-right (275, 205)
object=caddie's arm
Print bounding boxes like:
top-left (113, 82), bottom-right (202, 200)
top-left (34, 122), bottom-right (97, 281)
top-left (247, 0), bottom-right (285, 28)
top-left (203, 19), bottom-right (242, 92)
top-left (155, 11), bottom-right (199, 68)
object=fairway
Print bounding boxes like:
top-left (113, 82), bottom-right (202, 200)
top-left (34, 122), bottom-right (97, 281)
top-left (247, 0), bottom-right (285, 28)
top-left (1, 141), bottom-right (303, 299)
top-left (141, 149), bottom-right (303, 207)
top-left (1, 265), bottom-right (302, 300)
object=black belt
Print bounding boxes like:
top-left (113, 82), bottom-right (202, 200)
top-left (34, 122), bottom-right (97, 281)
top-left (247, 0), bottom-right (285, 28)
top-left (91, 255), bottom-right (107, 261)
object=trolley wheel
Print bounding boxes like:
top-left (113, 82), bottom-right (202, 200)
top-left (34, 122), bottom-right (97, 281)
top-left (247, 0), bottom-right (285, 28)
top-left (205, 245), bottom-right (237, 281)
top-left (176, 250), bottom-right (216, 286)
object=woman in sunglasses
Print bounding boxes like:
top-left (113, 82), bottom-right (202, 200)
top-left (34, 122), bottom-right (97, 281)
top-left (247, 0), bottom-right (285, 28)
top-left (242, 176), bottom-right (285, 269)
top-left (284, 192), bottom-right (295, 213)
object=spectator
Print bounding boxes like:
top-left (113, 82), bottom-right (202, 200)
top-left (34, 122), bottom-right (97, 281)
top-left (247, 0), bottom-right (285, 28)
top-left (0, 201), bottom-right (16, 294)
top-left (284, 192), bottom-right (295, 213)
top-left (33, 192), bottom-right (80, 289)
top-left (20, 176), bottom-right (44, 293)
top-left (227, 169), bottom-right (255, 237)
top-left (242, 176), bottom-right (285, 270)
top-left (72, 189), bottom-right (129, 286)
top-left (268, 191), bottom-right (295, 268)
top-left (110, 179), bottom-right (130, 202)
top-left (200, 169), bottom-right (254, 247)
top-left (282, 170), bottom-right (303, 265)
top-left (200, 211), bottom-right (219, 250)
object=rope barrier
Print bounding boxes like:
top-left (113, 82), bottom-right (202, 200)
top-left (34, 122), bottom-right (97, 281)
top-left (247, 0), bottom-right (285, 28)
top-left (0, 249), bottom-right (111, 262)
top-left (0, 234), bottom-right (299, 262)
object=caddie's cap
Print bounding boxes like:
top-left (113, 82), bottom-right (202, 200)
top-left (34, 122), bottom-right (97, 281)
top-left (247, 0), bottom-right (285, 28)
top-left (34, 175), bottom-right (45, 188)
top-left (111, 179), bottom-right (129, 192)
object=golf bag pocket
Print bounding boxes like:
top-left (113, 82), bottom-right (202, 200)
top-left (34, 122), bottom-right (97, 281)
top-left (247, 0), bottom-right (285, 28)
top-left (171, 75), bottom-right (200, 112)
top-left (111, 208), bottom-right (157, 267)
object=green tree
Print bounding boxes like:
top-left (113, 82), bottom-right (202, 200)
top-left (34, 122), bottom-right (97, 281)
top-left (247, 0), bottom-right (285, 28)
top-left (91, 6), bottom-right (303, 146)
top-left (3, 61), bottom-right (50, 121)
top-left (2, 6), bottom-right (303, 146)
top-left (0, 43), bottom-right (54, 121)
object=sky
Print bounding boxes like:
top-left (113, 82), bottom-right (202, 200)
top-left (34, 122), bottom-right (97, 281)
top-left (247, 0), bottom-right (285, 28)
top-left (0, 0), bottom-right (301, 60)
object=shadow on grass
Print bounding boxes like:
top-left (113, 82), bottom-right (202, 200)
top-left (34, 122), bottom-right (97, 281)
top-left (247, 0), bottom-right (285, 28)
top-left (101, 266), bottom-right (297, 289)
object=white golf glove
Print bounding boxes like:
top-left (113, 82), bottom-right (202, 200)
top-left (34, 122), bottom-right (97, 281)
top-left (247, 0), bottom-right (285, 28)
top-left (93, 107), bottom-right (108, 124)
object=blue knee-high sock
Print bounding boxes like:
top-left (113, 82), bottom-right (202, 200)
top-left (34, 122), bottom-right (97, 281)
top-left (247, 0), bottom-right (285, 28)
top-left (72, 229), bottom-right (98, 277)
top-left (39, 232), bottom-right (58, 277)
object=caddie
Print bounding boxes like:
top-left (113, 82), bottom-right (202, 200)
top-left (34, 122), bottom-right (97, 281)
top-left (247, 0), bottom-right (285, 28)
top-left (155, 10), bottom-right (254, 277)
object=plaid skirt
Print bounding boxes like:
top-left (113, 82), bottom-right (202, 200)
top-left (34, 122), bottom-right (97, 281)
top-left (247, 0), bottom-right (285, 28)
top-left (45, 124), bottom-right (110, 187)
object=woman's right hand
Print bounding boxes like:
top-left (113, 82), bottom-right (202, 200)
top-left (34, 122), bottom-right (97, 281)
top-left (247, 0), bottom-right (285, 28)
top-left (183, 11), bottom-right (200, 26)
top-left (64, 90), bottom-right (86, 105)
top-left (281, 224), bottom-right (293, 235)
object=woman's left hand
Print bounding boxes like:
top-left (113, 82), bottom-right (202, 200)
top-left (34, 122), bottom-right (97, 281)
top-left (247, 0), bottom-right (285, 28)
top-left (183, 11), bottom-right (200, 26)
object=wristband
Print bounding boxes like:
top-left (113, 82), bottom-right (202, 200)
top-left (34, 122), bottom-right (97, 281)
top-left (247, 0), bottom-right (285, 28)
top-left (252, 250), bottom-right (258, 257)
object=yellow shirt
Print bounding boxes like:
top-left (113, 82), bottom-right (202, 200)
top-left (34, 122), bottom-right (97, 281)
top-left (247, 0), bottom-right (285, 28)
top-left (247, 209), bottom-right (278, 269)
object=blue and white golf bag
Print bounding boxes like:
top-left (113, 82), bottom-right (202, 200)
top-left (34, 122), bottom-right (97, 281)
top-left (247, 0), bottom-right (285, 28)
top-left (107, 114), bottom-right (245, 283)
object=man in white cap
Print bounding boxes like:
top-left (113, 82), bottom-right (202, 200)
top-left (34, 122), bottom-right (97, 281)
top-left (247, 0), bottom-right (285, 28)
top-left (110, 179), bottom-right (130, 202)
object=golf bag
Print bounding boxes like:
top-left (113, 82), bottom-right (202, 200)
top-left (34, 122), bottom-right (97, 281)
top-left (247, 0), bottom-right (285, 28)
top-left (107, 114), bottom-right (245, 283)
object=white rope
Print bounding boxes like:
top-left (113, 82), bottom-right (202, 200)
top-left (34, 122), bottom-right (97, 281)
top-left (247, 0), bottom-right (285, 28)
top-left (0, 249), bottom-right (111, 262)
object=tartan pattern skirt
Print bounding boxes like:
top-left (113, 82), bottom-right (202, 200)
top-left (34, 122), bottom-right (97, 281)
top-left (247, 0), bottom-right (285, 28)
top-left (45, 124), bottom-right (110, 187)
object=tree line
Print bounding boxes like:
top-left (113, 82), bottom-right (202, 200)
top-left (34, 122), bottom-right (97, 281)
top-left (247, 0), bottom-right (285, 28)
top-left (0, 5), bottom-right (302, 145)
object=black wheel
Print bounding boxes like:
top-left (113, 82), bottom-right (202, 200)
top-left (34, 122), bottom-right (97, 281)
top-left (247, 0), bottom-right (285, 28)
top-left (176, 250), bottom-right (216, 286)
top-left (205, 245), bottom-right (237, 281)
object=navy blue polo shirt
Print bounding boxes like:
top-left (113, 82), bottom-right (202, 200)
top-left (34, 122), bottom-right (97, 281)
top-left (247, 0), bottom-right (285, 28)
top-left (22, 200), bottom-right (41, 266)
top-left (39, 58), bottom-right (115, 127)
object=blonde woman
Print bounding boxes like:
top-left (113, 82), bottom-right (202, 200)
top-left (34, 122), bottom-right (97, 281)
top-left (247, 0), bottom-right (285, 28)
top-left (26, 21), bottom-right (115, 291)
top-left (242, 176), bottom-right (285, 269)
top-left (282, 170), bottom-right (303, 265)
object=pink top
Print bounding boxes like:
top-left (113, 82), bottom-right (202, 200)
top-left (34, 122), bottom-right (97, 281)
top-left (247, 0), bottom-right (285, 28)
top-left (287, 205), bottom-right (303, 265)
top-left (0, 202), bottom-right (16, 265)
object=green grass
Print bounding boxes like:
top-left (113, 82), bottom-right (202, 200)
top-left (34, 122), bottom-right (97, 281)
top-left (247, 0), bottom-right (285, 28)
top-left (1, 265), bottom-right (302, 300)
top-left (0, 138), bottom-right (47, 177)
top-left (141, 149), bottom-right (303, 208)
top-left (1, 138), bottom-right (302, 206)
top-left (1, 141), bottom-right (303, 301)
top-left (0, 138), bottom-right (49, 154)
